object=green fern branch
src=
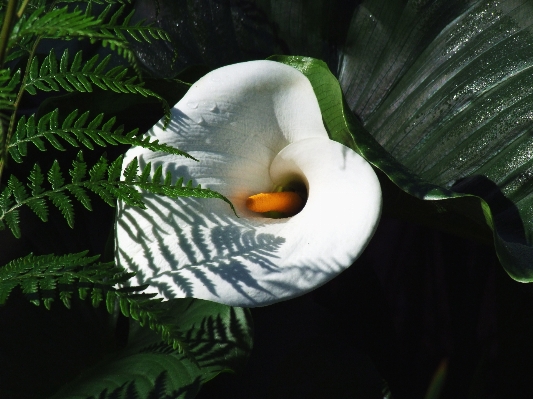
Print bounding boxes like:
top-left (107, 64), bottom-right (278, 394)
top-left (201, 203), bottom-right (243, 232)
top-left (8, 6), bottom-right (107, 48)
top-left (5, 2), bottom-right (162, 69)
top-left (21, 49), bottom-right (170, 125)
top-left (96, 3), bottom-right (170, 43)
top-left (0, 1), bottom-right (171, 182)
top-left (125, 157), bottom-right (238, 215)
top-left (0, 154), bottom-right (235, 238)
top-left (7, 108), bottom-right (187, 162)
top-left (0, 154), bottom-right (140, 237)
top-left (0, 250), bottom-right (192, 354)
top-left (107, 289), bottom-right (192, 353)
top-left (24, 49), bottom-right (167, 102)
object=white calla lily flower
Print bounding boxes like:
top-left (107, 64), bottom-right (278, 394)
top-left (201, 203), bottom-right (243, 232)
top-left (115, 60), bottom-right (381, 307)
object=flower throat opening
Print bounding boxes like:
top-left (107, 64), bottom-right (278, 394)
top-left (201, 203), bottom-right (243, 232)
top-left (246, 182), bottom-right (307, 218)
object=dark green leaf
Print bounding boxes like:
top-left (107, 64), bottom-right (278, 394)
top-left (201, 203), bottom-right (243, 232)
top-left (28, 164), bottom-right (45, 195)
top-left (89, 156), bottom-right (108, 182)
top-left (49, 191), bottom-right (75, 228)
top-left (47, 160), bottom-right (65, 190)
top-left (4, 209), bottom-right (21, 238)
top-left (123, 157), bottom-right (138, 183)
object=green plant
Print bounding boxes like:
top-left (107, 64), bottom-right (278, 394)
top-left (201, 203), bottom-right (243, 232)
top-left (0, 1), bottom-right (251, 397)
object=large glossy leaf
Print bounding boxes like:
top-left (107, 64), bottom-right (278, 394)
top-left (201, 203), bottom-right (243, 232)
top-left (334, 0), bottom-right (533, 282)
top-left (50, 299), bottom-right (252, 399)
top-left (270, 54), bottom-right (533, 284)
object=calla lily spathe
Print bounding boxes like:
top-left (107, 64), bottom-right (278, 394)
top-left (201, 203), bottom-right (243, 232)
top-left (115, 60), bottom-right (382, 307)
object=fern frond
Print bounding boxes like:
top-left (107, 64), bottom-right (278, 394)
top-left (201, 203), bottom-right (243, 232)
top-left (0, 68), bottom-right (20, 114)
top-left (0, 185), bottom-right (18, 236)
top-left (109, 290), bottom-right (191, 352)
top-left (23, 49), bottom-right (166, 104)
top-left (134, 161), bottom-right (238, 216)
top-left (8, 6), bottom-right (108, 48)
top-left (88, 154), bottom-right (108, 182)
top-left (47, 159), bottom-right (65, 190)
top-left (7, 175), bottom-right (29, 203)
top-left (0, 250), bottom-right (191, 353)
top-left (0, 252), bottom-right (110, 308)
top-left (97, 4), bottom-right (170, 43)
top-left (0, 155), bottom-right (235, 237)
top-left (8, 108), bottom-right (190, 163)
top-left (28, 162), bottom-right (45, 195)
top-left (118, 131), bottom-right (196, 160)
top-left (3, 207), bottom-right (20, 237)
top-left (7, 3), bottom-right (156, 67)
top-left (0, 154), bottom-right (140, 236)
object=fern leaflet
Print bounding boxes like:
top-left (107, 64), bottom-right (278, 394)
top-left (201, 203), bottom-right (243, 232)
top-left (0, 251), bottom-right (191, 354)
top-left (0, 68), bottom-right (19, 113)
top-left (8, 6), bottom-right (107, 49)
top-left (96, 4), bottom-right (170, 43)
top-left (0, 154), bottom-right (235, 238)
top-left (8, 108), bottom-right (187, 162)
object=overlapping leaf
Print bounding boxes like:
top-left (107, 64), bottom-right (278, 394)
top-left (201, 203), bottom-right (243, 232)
top-left (328, 0), bottom-right (533, 281)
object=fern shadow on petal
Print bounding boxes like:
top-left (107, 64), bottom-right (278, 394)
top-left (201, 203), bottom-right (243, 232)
top-left (116, 191), bottom-right (287, 304)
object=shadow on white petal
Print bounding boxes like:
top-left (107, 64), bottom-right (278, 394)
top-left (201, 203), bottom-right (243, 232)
top-left (116, 189), bottom-right (364, 306)
top-left (117, 194), bottom-right (298, 306)
top-left (116, 140), bottom-right (382, 307)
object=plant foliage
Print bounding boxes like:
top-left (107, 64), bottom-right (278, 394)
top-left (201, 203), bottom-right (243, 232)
top-left (8, 108), bottom-right (193, 160)
top-left (0, 153), bottom-right (234, 238)
top-left (0, 250), bottom-right (196, 354)
top-left (0, 1), bottom-right (247, 397)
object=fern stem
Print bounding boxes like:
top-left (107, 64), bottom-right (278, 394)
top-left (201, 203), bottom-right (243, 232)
top-left (0, 15), bottom-right (45, 185)
top-left (16, 0), bottom-right (31, 19)
top-left (0, 0), bottom-right (17, 67)
top-left (0, 0), bottom-right (19, 184)
top-left (0, 0), bottom-right (63, 184)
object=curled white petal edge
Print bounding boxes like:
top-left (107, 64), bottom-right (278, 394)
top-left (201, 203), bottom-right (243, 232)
top-left (115, 60), bottom-right (382, 307)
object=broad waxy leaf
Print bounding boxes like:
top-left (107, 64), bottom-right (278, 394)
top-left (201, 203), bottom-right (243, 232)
top-left (266, 2), bottom-right (533, 282)
top-left (332, 0), bottom-right (533, 282)
top-left (269, 53), bottom-right (533, 282)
